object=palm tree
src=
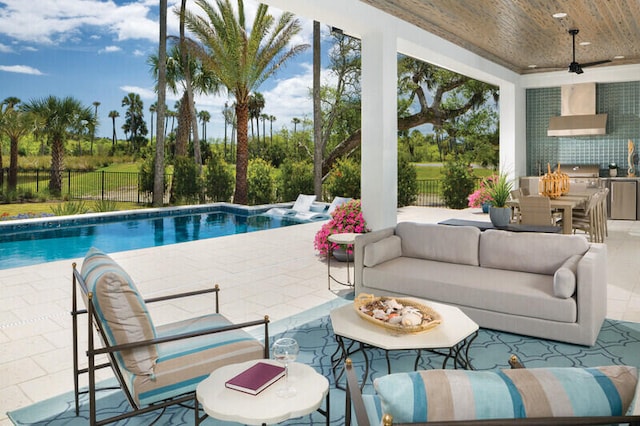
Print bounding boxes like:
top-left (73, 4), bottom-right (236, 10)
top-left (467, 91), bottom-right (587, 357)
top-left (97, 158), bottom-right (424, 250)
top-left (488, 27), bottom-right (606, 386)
top-left (198, 110), bottom-right (211, 141)
top-left (121, 92), bottom-right (146, 152)
top-left (154, 0), bottom-right (168, 207)
top-left (108, 110), bottom-right (119, 149)
top-left (149, 102), bottom-right (157, 145)
top-left (248, 92), bottom-right (264, 142)
top-left (268, 114), bottom-right (276, 144)
top-left (0, 97), bottom-right (32, 191)
top-left (185, 0), bottom-right (308, 205)
top-left (292, 117), bottom-right (301, 133)
top-left (260, 113), bottom-right (268, 145)
top-left (91, 101), bottom-right (100, 155)
top-left (23, 96), bottom-right (92, 196)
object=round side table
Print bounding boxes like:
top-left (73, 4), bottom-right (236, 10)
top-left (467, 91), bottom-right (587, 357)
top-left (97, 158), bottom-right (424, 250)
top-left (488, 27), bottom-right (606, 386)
top-left (197, 359), bottom-right (329, 425)
top-left (327, 232), bottom-right (360, 290)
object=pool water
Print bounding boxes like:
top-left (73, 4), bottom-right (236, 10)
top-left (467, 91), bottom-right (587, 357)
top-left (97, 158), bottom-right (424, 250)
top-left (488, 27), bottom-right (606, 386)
top-left (0, 211), bottom-right (300, 270)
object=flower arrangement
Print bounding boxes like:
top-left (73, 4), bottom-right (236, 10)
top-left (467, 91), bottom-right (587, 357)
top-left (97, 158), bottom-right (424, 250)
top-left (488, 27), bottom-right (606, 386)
top-left (313, 199), bottom-right (369, 257)
top-left (467, 176), bottom-right (495, 208)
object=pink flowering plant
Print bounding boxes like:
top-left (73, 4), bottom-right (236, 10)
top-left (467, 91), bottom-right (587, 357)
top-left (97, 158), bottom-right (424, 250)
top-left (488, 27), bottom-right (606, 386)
top-left (313, 199), bottom-right (369, 257)
top-left (467, 175), bottom-right (496, 208)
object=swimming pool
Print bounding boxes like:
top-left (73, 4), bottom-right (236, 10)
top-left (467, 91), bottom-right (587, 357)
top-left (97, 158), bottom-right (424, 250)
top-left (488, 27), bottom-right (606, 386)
top-left (0, 204), bottom-right (303, 270)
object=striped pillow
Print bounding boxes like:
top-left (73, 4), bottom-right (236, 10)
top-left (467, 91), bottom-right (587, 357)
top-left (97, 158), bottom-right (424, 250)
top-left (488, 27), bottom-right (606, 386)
top-left (373, 366), bottom-right (638, 423)
top-left (81, 247), bottom-right (158, 376)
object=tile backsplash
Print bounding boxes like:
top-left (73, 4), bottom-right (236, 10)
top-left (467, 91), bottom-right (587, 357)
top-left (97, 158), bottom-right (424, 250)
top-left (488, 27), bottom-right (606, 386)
top-left (526, 81), bottom-right (640, 176)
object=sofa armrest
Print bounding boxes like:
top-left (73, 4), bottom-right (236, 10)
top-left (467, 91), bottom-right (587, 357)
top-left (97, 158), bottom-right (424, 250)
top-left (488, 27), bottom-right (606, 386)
top-left (575, 243), bottom-right (608, 346)
top-left (354, 227), bottom-right (396, 293)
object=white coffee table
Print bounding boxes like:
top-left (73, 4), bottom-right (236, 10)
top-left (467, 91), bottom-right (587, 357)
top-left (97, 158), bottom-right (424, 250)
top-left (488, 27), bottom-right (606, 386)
top-left (197, 359), bottom-right (329, 425)
top-left (330, 297), bottom-right (479, 388)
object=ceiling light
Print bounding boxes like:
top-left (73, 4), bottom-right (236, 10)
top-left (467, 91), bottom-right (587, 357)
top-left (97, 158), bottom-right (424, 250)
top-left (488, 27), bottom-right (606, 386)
top-left (614, 55), bottom-right (625, 59)
top-left (552, 12), bottom-right (567, 18)
top-left (580, 41), bottom-right (591, 46)
top-left (528, 64), bottom-right (537, 68)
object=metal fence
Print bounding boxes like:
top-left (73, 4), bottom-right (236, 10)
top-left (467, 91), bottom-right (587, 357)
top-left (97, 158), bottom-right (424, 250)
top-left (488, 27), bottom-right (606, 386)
top-left (2, 169), bottom-right (476, 207)
top-left (3, 169), bottom-right (165, 204)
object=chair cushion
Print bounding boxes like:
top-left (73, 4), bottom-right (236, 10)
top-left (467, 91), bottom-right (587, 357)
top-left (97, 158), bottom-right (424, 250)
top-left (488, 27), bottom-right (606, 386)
top-left (81, 247), bottom-right (158, 376)
top-left (372, 366), bottom-right (638, 423)
top-left (126, 314), bottom-right (264, 406)
top-left (364, 235), bottom-right (402, 267)
top-left (292, 194), bottom-right (316, 212)
top-left (553, 254), bottom-right (581, 298)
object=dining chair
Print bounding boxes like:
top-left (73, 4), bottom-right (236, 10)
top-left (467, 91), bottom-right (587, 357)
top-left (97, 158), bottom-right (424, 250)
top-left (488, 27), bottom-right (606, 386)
top-left (518, 195), bottom-right (561, 226)
top-left (572, 189), bottom-right (607, 242)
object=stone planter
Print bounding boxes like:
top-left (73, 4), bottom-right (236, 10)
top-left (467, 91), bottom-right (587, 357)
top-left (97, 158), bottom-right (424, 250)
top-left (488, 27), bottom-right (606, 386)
top-left (489, 206), bottom-right (511, 227)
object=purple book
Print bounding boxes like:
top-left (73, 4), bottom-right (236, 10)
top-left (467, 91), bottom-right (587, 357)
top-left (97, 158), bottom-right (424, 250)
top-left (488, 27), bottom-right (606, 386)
top-left (225, 362), bottom-right (285, 395)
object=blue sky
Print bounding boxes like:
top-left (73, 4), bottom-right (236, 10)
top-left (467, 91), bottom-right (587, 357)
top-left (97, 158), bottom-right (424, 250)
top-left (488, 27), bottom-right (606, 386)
top-left (0, 0), bottom-right (327, 140)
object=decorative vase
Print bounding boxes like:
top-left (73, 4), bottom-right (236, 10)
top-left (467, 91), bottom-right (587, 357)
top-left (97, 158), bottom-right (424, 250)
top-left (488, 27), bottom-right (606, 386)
top-left (489, 206), bottom-right (511, 227)
top-left (481, 202), bottom-right (491, 214)
top-left (333, 247), bottom-right (354, 262)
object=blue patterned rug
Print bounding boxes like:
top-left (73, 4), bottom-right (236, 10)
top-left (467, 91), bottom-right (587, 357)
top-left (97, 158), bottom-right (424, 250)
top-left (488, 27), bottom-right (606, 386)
top-left (8, 301), bottom-right (640, 425)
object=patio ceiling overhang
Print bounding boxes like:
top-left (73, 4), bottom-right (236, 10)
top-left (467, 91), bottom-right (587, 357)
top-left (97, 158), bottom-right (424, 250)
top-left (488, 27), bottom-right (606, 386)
top-left (260, 0), bottom-right (640, 229)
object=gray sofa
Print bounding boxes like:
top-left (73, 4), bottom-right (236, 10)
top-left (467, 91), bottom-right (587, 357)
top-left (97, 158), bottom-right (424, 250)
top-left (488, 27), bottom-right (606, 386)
top-left (354, 222), bottom-right (608, 346)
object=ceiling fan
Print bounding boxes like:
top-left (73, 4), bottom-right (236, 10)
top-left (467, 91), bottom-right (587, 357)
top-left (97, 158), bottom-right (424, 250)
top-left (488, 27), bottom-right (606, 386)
top-left (567, 28), bottom-right (611, 74)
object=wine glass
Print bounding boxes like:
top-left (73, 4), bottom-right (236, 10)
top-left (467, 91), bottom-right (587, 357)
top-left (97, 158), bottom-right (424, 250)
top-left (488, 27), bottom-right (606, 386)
top-left (272, 337), bottom-right (299, 398)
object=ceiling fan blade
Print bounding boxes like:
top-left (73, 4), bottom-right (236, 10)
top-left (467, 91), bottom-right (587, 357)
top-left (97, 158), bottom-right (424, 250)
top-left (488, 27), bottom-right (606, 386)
top-left (568, 62), bottom-right (583, 74)
top-left (580, 59), bottom-right (612, 68)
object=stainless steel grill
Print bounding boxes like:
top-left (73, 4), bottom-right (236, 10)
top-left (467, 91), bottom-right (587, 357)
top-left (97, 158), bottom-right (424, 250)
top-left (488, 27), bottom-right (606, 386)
top-left (556, 164), bottom-right (601, 188)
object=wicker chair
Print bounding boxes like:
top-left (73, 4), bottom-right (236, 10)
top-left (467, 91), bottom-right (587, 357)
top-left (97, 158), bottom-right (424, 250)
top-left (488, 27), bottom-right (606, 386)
top-left (71, 248), bottom-right (269, 426)
top-left (518, 195), bottom-right (561, 227)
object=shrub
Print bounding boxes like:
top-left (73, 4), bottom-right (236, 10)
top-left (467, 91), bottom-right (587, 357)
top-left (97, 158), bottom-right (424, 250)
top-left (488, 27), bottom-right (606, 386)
top-left (93, 199), bottom-right (118, 212)
top-left (172, 156), bottom-right (201, 204)
top-left (138, 155), bottom-right (167, 195)
top-left (204, 152), bottom-right (234, 202)
top-left (441, 158), bottom-right (475, 209)
top-left (247, 158), bottom-right (275, 205)
top-left (277, 159), bottom-right (314, 202)
top-left (50, 201), bottom-right (89, 216)
top-left (325, 157), bottom-right (361, 199)
top-left (397, 158), bottom-right (418, 207)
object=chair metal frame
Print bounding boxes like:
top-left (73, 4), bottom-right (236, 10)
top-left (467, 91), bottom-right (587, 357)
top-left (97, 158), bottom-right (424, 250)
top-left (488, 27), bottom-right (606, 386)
top-left (71, 262), bottom-right (270, 426)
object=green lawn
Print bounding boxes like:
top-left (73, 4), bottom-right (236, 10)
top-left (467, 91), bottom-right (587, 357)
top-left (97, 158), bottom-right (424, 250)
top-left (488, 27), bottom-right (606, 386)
top-left (413, 163), bottom-right (493, 180)
top-left (1, 201), bottom-right (143, 219)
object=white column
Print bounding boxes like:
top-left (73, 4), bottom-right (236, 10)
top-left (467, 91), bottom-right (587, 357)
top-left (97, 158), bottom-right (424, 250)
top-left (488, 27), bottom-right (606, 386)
top-left (499, 82), bottom-right (526, 185)
top-left (361, 30), bottom-right (398, 230)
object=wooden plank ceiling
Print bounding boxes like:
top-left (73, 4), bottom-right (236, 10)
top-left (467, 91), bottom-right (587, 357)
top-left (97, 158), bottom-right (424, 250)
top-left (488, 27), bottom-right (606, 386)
top-left (359, 0), bottom-right (640, 74)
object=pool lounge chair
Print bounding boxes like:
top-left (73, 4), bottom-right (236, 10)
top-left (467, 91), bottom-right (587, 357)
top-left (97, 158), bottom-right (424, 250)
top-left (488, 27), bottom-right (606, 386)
top-left (293, 196), bottom-right (352, 221)
top-left (266, 194), bottom-right (317, 217)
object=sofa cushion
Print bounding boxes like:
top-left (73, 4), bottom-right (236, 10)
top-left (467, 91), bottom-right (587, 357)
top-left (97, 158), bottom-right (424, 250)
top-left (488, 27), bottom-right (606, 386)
top-left (479, 230), bottom-right (589, 275)
top-left (372, 366), bottom-right (638, 423)
top-left (364, 235), bottom-right (402, 267)
top-left (395, 222), bottom-right (480, 266)
top-left (362, 257), bottom-right (577, 323)
top-left (553, 254), bottom-right (581, 298)
top-left (81, 247), bottom-right (158, 376)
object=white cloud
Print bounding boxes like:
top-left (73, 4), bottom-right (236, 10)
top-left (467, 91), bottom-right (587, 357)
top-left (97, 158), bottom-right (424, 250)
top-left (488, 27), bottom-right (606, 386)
top-left (133, 49), bottom-right (146, 57)
top-left (0, 64), bottom-right (44, 75)
top-left (100, 45), bottom-right (121, 54)
top-left (120, 85), bottom-right (157, 101)
top-left (0, 43), bottom-right (13, 53)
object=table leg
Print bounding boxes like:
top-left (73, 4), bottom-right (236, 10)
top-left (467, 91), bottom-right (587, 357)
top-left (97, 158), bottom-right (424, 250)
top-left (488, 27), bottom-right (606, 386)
top-left (327, 244), bottom-right (355, 289)
top-left (331, 336), bottom-right (368, 391)
top-left (560, 205), bottom-right (573, 234)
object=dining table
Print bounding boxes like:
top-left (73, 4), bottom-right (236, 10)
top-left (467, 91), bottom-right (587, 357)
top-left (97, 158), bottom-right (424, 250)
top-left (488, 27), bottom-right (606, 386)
top-left (508, 192), bottom-right (592, 235)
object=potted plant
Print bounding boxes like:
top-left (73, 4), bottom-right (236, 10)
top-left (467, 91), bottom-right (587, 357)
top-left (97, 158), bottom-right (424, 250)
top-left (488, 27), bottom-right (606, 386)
top-left (314, 199), bottom-right (369, 260)
top-left (485, 172), bottom-right (513, 227)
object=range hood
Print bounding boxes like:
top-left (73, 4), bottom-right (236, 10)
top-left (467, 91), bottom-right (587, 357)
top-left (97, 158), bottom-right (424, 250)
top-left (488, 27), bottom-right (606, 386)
top-left (547, 83), bottom-right (607, 137)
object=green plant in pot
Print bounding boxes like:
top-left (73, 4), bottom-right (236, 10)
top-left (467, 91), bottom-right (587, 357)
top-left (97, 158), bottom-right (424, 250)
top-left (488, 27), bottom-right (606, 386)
top-left (486, 172), bottom-right (513, 227)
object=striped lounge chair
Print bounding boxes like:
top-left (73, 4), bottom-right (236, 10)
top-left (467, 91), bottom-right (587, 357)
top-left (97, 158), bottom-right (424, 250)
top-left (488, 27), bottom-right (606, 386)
top-left (71, 247), bottom-right (269, 426)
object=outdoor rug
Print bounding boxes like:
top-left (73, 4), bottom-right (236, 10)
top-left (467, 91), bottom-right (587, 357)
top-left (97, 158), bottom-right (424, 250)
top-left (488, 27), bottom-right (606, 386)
top-left (8, 301), bottom-right (640, 425)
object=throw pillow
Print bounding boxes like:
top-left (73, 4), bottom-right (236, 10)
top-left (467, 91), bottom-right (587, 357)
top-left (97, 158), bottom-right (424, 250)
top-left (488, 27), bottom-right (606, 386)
top-left (364, 235), bottom-right (402, 267)
top-left (553, 254), bottom-right (582, 298)
top-left (81, 247), bottom-right (158, 377)
top-left (373, 366), bottom-right (638, 423)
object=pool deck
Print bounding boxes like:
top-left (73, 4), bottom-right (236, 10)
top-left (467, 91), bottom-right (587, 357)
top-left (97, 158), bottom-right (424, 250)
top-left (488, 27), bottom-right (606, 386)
top-left (1, 206), bottom-right (640, 424)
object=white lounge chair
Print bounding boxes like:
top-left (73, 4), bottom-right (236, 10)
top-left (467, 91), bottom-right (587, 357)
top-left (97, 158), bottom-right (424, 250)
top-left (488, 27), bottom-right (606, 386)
top-left (293, 196), bottom-right (352, 221)
top-left (266, 194), bottom-right (317, 217)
